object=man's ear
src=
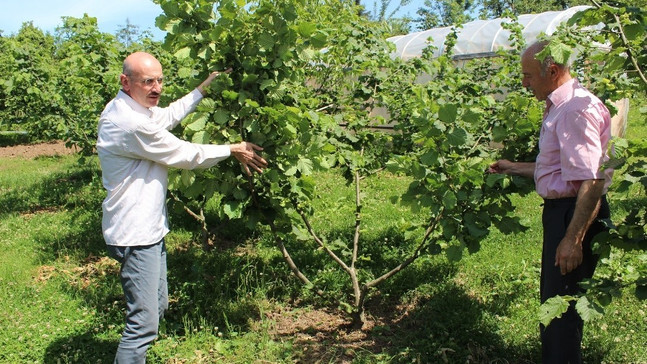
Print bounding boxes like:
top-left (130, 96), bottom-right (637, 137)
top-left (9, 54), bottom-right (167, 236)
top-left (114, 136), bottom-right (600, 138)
top-left (120, 74), bottom-right (130, 92)
top-left (549, 64), bottom-right (561, 79)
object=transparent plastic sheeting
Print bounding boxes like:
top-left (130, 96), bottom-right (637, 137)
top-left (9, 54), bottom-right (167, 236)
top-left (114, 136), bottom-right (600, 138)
top-left (383, 5), bottom-right (628, 137)
top-left (387, 6), bottom-right (592, 61)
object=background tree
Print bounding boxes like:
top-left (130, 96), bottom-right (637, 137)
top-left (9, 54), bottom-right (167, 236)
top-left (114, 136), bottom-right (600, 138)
top-left (476, 0), bottom-right (590, 18)
top-left (415, 0), bottom-right (475, 29)
top-left (365, 0), bottom-right (413, 20)
top-left (361, 0), bottom-right (414, 35)
top-left (116, 18), bottom-right (142, 49)
top-left (54, 14), bottom-right (122, 156)
top-left (0, 33), bottom-right (13, 129)
top-left (155, 0), bottom-right (529, 326)
top-left (1, 22), bottom-right (61, 140)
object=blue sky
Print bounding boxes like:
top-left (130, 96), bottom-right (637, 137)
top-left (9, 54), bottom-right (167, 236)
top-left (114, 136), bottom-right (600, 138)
top-left (0, 0), bottom-right (166, 39)
top-left (0, 0), bottom-right (425, 40)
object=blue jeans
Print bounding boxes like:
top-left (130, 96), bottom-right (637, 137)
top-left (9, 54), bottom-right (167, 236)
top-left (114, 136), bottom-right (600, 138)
top-left (107, 240), bottom-right (168, 364)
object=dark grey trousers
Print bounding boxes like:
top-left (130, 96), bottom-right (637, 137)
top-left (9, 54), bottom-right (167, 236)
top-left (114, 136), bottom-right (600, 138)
top-left (540, 196), bottom-right (609, 364)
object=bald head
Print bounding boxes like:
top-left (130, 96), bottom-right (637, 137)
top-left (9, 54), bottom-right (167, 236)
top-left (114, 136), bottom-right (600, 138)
top-left (120, 52), bottom-right (164, 108)
top-left (123, 52), bottom-right (162, 77)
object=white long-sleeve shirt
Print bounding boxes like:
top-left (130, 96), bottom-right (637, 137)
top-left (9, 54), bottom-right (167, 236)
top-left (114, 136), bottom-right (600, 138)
top-left (97, 89), bottom-right (230, 246)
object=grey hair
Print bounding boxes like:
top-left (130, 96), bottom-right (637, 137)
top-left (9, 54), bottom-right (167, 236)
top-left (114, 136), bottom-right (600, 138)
top-left (122, 62), bottom-right (133, 76)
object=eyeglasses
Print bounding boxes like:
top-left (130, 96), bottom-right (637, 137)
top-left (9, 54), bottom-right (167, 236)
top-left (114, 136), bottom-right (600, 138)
top-left (140, 77), bottom-right (164, 87)
top-left (127, 75), bottom-right (164, 87)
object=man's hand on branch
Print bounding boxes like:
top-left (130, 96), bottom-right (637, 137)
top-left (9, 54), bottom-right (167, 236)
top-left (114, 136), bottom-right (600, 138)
top-left (197, 68), bottom-right (233, 95)
top-left (229, 142), bottom-right (267, 176)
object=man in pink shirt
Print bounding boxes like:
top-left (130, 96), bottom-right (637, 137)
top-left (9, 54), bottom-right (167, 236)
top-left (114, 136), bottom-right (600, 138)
top-left (489, 40), bottom-right (612, 363)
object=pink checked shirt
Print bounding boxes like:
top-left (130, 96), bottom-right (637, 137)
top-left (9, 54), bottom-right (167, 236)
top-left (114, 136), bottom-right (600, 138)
top-left (534, 79), bottom-right (613, 199)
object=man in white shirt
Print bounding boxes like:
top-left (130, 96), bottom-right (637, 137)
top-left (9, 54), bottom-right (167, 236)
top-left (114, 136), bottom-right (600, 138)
top-left (97, 51), bottom-right (267, 363)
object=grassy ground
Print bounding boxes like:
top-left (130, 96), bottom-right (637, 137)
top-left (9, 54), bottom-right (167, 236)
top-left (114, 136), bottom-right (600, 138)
top-left (0, 95), bottom-right (645, 363)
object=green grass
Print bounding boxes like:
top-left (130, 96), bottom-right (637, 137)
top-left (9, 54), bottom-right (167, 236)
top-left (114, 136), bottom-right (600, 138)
top-left (0, 95), bottom-right (645, 363)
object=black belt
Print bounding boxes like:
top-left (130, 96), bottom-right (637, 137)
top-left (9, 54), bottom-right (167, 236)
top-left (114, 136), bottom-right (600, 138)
top-left (542, 195), bottom-right (607, 207)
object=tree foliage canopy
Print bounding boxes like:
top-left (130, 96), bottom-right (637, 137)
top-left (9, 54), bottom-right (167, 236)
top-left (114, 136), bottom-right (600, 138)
top-left (0, 0), bottom-right (644, 326)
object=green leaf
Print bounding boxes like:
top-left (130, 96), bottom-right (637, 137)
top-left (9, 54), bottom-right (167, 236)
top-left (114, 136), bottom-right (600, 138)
top-left (464, 213), bottom-right (488, 237)
top-left (538, 41), bottom-right (572, 66)
top-left (199, 98), bottom-right (216, 111)
top-left (183, 179), bottom-right (204, 199)
top-left (298, 22), bottom-right (317, 37)
top-left (174, 47), bottom-right (191, 60)
top-left (245, 99), bottom-right (260, 108)
top-left (186, 113), bottom-right (208, 131)
top-left (213, 110), bottom-right (229, 125)
top-left (438, 103), bottom-right (458, 123)
top-left (310, 31), bottom-right (328, 48)
top-left (222, 200), bottom-right (244, 219)
top-left (297, 158), bottom-right (314, 175)
top-left (222, 90), bottom-right (238, 100)
top-left (463, 107), bottom-right (482, 124)
top-left (485, 173), bottom-right (505, 187)
top-left (597, 291), bottom-right (613, 306)
top-left (181, 169), bottom-right (195, 187)
top-left (338, 301), bottom-right (353, 314)
top-left (191, 130), bottom-right (210, 144)
top-left (178, 67), bottom-right (194, 78)
top-left (258, 33), bottom-right (275, 50)
top-left (492, 126), bottom-right (508, 142)
top-left (539, 296), bottom-right (571, 327)
top-left (242, 73), bottom-right (259, 84)
top-left (233, 187), bottom-right (248, 200)
top-left (495, 216), bottom-right (526, 234)
top-left (442, 190), bottom-right (457, 210)
top-left (623, 24), bottom-right (643, 41)
top-left (260, 79), bottom-right (275, 90)
top-left (420, 150), bottom-right (438, 166)
top-left (575, 296), bottom-right (604, 322)
top-left (284, 164), bottom-right (298, 176)
top-left (446, 244), bottom-right (463, 262)
top-left (447, 127), bottom-right (468, 147)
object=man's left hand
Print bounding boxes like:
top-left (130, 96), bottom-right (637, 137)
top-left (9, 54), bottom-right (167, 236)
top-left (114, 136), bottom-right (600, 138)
top-left (229, 142), bottom-right (267, 176)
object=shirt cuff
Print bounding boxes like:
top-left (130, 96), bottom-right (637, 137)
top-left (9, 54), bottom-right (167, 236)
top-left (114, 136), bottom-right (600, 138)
top-left (189, 88), bottom-right (204, 103)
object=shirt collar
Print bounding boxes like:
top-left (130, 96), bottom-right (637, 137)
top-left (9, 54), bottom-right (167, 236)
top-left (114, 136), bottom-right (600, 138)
top-left (116, 89), bottom-right (153, 118)
top-left (546, 78), bottom-right (578, 109)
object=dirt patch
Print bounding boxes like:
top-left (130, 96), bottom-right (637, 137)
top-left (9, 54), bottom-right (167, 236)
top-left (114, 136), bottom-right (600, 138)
top-left (0, 141), bottom-right (76, 159)
top-left (264, 301), bottom-right (416, 364)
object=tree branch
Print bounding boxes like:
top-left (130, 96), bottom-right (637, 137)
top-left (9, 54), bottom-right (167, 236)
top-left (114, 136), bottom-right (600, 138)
top-left (268, 221), bottom-right (316, 289)
top-left (296, 206), bottom-right (352, 273)
top-left (169, 191), bottom-right (209, 248)
top-left (364, 208), bottom-right (444, 289)
top-left (591, 0), bottom-right (647, 87)
top-left (351, 165), bottom-right (362, 270)
top-left (351, 167), bottom-right (362, 307)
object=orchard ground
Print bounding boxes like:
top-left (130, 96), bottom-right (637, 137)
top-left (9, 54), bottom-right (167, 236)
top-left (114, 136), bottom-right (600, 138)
top-left (2, 139), bottom-right (644, 363)
top-left (0, 140), bottom-right (75, 159)
top-left (0, 141), bottom-right (427, 363)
